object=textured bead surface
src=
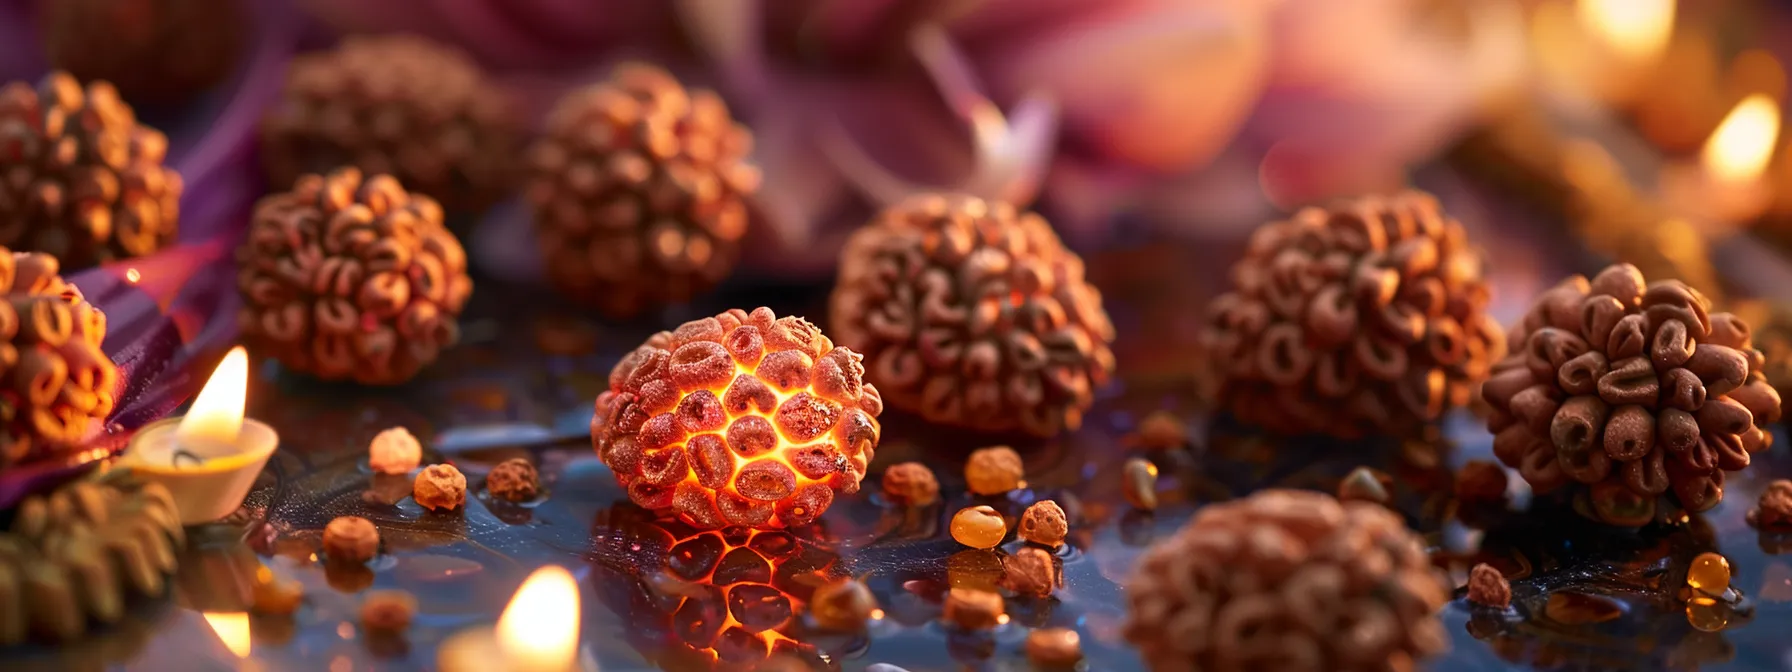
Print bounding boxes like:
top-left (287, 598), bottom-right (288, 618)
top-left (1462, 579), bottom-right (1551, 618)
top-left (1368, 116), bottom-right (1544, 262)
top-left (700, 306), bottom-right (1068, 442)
top-left (1482, 263), bottom-right (1780, 526)
top-left (1202, 190), bottom-right (1504, 438)
top-left (593, 307), bottom-right (882, 528)
top-left (831, 194), bottom-right (1115, 437)
top-left (0, 249), bottom-right (118, 469)
top-left (1124, 489), bottom-right (1448, 672)
top-left (236, 168), bottom-right (473, 385)
top-left (528, 63), bottom-right (760, 318)
top-left (0, 72), bottom-right (182, 268)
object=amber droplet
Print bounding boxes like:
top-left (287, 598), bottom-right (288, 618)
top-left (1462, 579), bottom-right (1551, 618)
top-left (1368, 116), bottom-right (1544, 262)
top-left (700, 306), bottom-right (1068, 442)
top-left (951, 506), bottom-right (1008, 549)
top-left (1685, 596), bottom-right (1729, 632)
top-left (1122, 459), bottom-right (1159, 511)
top-left (1338, 466), bottom-right (1390, 505)
top-left (1686, 552), bottom-right (1732, 598)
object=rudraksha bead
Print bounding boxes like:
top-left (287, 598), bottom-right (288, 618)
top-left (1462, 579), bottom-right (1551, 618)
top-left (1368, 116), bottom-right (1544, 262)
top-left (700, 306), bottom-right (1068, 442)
top-left (0, 473), bottom-right (184, 644)
top-left (831, 194), bottom-right (1115, 437)
top-left (593, 307), bottom-right (882, 528)
top-left (1124, 489), bottom-right (1448, 671)
top-left (261, 35), bottom-right (515, 213)
top-left (236, 168), bottom-right (473, 385)
top-left (1482, 263), bottom-right (1781, 526)
top-left (1201, 191), bottom-right (1504, 438)
top-left (0, 72), bottom-right (182, 268)
top-left (0, 249), bottom-right (116, 469)
top-left (39, 0), bottom-right (246, 104)
top-left (527, 63), bottom-right (759, 317)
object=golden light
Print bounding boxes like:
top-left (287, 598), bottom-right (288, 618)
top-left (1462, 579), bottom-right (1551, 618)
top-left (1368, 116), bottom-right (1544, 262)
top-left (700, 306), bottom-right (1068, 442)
top-left (124, 268), bottom-right (141, 283)
top-left (177, 346), bottom-right (249, 447)
top-left (1577, 0), bottom-right (1674, 63)
top-left (203, 611), bottom-right (252, 658)
top-left (1702, 94), bottom-right (1781, 184)
top-left (495, 566), bottom-right (581, 672)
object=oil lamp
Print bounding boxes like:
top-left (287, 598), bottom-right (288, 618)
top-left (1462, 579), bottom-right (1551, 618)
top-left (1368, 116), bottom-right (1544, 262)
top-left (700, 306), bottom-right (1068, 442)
top-left (118, 346), bottom-right (280, 524)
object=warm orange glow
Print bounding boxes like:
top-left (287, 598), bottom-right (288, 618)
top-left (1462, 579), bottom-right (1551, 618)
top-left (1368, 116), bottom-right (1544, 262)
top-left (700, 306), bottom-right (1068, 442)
top-left (1577, 0), bottom-right (1674, 63)
top-left (1703, 94), bottom-right (1781, 184)
top-left (657, 528), bottom-right (827, 665)
top-left (125, 268), bottom-right (141, 283)
top-left (203, 611), bottom-right (252, 658)
top-left (178, 346), bottom-right (249, 447)
top-left (495, 565), bottom-right (581, 672)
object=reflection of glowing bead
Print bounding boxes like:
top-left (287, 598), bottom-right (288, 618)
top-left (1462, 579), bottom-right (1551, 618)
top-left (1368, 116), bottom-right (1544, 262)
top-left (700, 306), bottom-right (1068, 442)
top-left (1686, 552), bottom-right (1731, 598)
top-left (1685, 596), bottom-right (1728, 632)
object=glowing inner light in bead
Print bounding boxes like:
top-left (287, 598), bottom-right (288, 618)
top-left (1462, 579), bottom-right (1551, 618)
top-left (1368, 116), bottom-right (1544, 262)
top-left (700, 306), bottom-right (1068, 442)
top-left (203, 611), bottom-right (252, 658)
top-left (177, 346), bottom-right (249, 447)
top-left (495, 565), bottom-right (581, 672)
top-left (1686, 552), bottom-right (1732, 598)
top-left (1577, 0), bottom-right (1674, 62)
top-left (1702, 94), bottom-right (1780, 184)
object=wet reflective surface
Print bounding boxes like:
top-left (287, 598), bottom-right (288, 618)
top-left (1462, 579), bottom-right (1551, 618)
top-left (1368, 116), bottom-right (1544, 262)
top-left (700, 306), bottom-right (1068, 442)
top-left (3, 194), bottom-right (1792, 671)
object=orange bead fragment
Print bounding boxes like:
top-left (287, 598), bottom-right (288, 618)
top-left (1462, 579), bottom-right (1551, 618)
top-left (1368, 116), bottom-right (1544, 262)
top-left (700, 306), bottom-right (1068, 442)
top-left (951, 506), bottom-right (1008, 549)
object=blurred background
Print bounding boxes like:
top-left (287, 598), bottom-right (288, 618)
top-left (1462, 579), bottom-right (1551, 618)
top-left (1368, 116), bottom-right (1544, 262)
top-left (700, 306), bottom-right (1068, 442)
top-left (8, 0), bottom-right (1787, 284)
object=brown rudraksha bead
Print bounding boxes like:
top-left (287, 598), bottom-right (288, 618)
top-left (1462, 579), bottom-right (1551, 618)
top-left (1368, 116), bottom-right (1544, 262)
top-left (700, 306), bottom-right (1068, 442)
top-left (527, 63), bottom-right (760, 318)
top-left (592, 307), bottom-right (882, 528)
top-left (1749, 479), bottom-right (1792, 530)
top-left (1201, 190), bottom-right (1505, 438)
top-left (831, 194), bottom-right (1116, 437)
top-left (0, 249), bottom-right (117, 469)
top-left (39, 0), bottom-right (245, 104)
top-left (0, 473), bottom-right (184, 644)
top-left (1481, 263), bottom-right (1781, 526)
top-left (0, 72), bottom-right (182, 269)
top-left (1466, 563), bottom-right (1511, 608)
top-left (261, 35), bottom-right (516, 213)
top-left (486, 457), bottom-right (540, 502)
top-left (236, 167), bottom-right (473, 385)
top-left (1124, 489), bottom-right (1448, 672)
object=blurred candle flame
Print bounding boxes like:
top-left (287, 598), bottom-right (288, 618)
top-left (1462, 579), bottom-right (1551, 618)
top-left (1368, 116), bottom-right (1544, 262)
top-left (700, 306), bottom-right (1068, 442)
top-left (177, 346), bottom-right (248, 447)
top-left (1577, 0), bottom-right (1674, 62)
top-left (203, 611), bottom-right (252, 658)
top-left (1703, 94), bottom-right (1780, 184)
top-left (496, 565), bottom-right (581, 672)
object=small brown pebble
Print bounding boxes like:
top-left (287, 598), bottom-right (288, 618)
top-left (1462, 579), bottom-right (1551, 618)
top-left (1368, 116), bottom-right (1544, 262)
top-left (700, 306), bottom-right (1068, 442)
top-left (1129, 411), bottom-right (1188, 451)
top-left (486, 458), bottom-right (540, 502)
top-left (368, 427), bottom-right (423, 475)
top-left (1001, 547), bottom-right (1062, 597)
top-left (1017, 500), bottom-right (1069, 548)
top-left (965, 446), bottom-right (1025, 495)
top-left (1750, 479), bottom-right (1792, 529)
top-left (1338, 466), bottom-right (1390, 505)
top-left (1026, 628), bottom-right (1084, 668)
top-left (1466, 563), bottom-right (1511, 608)
top-left (942, 587), bottom-right (1005, 630)
top-left (322, 516), bottom-right (380, 564)
top-left (250, 566), bottom-right (305, 615)
top-left (413, 464), bottom-right (468, 511)
top-left (950, 505), bottom-right (1008, 549)
top-left (881, 462), bottom-right (940, 506)
top-left (1455, 460), bottom-right (1509, 503)
top-left (1121, 458), bottom-right (1159, 511)
top-left (360, 590), bottom-right (417, 633)
top-left (809, 578), bottom-right (878, 631)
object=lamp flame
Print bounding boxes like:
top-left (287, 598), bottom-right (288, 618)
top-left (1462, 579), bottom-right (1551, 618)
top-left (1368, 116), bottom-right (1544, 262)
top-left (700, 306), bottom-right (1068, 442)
top-left (203, 611), bottom-right (252, 658)
top-left (177, 346), bottom-right (249, 447)
top-left (496, 566), bottom-right (581, 672)
top-left (1703, 94), bottom-right (1781, 184)
top-left (1577, 0), bottom-right (1674, 62)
